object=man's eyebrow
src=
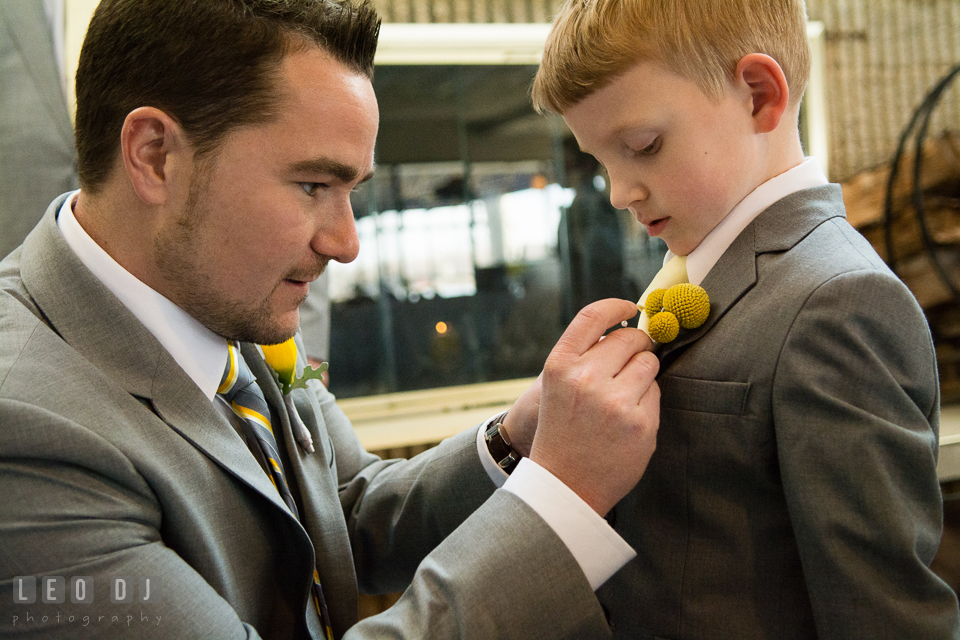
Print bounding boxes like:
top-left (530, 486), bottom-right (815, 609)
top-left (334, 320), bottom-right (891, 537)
top-left (288, 158), bottom-right (376, 184)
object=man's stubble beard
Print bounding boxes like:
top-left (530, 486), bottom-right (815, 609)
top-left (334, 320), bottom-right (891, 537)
top-left (154, 165), bottom-right (304, 346)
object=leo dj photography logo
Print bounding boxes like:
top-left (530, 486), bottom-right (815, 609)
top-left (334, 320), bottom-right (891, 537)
top-left (11, 576), bottom-right (162, 630)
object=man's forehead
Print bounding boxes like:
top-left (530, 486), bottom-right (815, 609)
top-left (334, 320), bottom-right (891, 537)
top-left (261, 48), bottom-right (378, 183)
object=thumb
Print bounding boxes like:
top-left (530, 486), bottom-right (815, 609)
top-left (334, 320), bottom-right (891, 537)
top-left (552, 299), bottom-right (639, 360)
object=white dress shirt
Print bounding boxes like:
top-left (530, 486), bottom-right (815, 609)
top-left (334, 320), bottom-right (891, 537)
top-left (56, 191), bottom-right (635, 590)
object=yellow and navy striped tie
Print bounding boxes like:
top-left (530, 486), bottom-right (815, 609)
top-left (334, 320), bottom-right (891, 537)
top-left (218, 340), bottom-right (335, 640)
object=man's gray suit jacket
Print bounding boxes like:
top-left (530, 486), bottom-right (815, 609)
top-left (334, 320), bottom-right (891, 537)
top-left (598, 184), bottom-right (960, 639)
top-left (0, 195), bottom-right (611, 639)
top-left (0, 0), bottom-right (78, 260)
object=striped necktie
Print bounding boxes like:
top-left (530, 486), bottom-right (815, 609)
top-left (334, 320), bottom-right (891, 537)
top-left (218, 340), bottom-right (299, 516)
top-left (218, 340), bottom-right (334, 640)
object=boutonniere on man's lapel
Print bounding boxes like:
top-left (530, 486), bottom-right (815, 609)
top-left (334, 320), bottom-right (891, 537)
top-left (260, 338), bottom-right (328, 454)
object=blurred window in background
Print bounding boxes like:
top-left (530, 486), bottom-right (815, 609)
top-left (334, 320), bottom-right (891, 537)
top-left (326, 60), bottom-right (665, 398)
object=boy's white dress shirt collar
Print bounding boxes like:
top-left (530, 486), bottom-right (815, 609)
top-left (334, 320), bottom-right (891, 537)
top-left (668, 158), bottom-right (829, 284)
top-left (57, 191), bottom-right (228, 400)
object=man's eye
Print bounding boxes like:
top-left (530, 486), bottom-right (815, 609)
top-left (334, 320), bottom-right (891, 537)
top-left (300, 182), bottom-right (324, 196)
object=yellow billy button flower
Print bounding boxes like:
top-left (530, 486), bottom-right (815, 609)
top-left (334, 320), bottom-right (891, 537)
top-left (636, 254), bottom-right (688, 337)
top-left (643, 283), bottom-right (710, 344)
top-left (644, 288), bottom-right (667, 318)
top-left (649, 311), bottom-right (680, 344)
top-left (260, 337), bottom-right (328, 454)
top-left (662, 283), bottom-right (710, 330)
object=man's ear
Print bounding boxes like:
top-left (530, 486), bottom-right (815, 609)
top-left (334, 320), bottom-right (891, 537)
top-left (120, 107), bottom-right (187, 205)
top-left (735, 53), bottom-right (791, 134)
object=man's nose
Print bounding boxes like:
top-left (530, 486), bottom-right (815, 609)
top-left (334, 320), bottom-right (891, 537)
top-left (312, 196), bottom-right (359, 264)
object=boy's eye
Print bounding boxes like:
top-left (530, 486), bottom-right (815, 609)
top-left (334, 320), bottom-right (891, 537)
top-left (634, 137), bottom-right (661, 156)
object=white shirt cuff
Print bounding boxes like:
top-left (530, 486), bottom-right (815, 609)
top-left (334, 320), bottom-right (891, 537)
top-left (475, 423), bottom-right (636, 590)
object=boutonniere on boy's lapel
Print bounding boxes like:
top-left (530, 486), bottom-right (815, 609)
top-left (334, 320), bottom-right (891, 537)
top-left (260, 338), bottom-right (327, 454)
top-left (635, 254), bottom-right (710, 344)
top-left (639, 283), bottom-right (710, 343)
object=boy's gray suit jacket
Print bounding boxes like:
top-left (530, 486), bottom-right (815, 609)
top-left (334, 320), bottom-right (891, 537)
top-left (598, 184), bottom-right (960, 639)
top-left (0, 195), bottom-right (612, 639)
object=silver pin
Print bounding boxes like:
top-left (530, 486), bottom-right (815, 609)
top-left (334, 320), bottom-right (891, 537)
top-left (284, 393), bottom-right (315, 454)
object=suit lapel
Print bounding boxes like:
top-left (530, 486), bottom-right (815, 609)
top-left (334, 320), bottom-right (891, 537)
top-left (657, 225), bottom-right (758, 365)
top-left (19, 199), bottom-right (295, 518)
top-left (0, 1), bottom-right (74, 149)
top-left (149, 354), bottom-right (294, 518)
top-left (656, 185), bottom-right (846, 366)
top-left (244, 344), bottom-right (359, 629)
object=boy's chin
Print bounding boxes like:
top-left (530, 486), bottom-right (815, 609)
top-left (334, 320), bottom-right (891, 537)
top-left (663, 241), bottom-right (692, 257)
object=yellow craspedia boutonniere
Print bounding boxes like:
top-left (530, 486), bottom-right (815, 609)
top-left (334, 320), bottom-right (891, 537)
top-left (640, 283), bottom-right (710, 344)
top-left (261, 337), bottom-right (328, 453)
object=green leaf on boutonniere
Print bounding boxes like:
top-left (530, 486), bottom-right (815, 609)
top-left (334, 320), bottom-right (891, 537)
top-left (286, 361), bottom-right (328, 393)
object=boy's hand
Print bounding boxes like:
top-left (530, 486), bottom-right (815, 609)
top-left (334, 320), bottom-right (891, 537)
top-left (527, 299), bottom-right (661, 516)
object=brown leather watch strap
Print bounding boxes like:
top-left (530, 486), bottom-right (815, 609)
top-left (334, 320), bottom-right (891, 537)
top-left (484, 411), bottom-right (520, 474)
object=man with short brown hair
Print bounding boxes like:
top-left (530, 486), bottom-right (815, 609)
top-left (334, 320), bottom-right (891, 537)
top-left (0, 1), bottom-right (662, 638)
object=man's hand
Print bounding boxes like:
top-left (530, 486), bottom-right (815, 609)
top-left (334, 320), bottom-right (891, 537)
top-left (501, 375), bottom-right (541, 458)
top-left (527, 299), bottom-right (660, 516)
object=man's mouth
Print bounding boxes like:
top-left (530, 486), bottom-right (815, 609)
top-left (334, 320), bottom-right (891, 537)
top-left (285, 260), bottom-right (328, 286)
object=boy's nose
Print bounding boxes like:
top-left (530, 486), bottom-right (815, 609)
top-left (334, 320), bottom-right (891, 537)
top-left (609, 175), bottom-right (649, 211)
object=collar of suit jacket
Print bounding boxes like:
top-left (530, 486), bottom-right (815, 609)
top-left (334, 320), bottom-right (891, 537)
top-left (655, 183), bottom-right (846, 361)
top-left (664, 157), bottom-right (829, 287)
top-left (55, 191), bottom-right (227, 400)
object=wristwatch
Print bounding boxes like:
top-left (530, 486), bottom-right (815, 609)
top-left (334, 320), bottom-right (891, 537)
top-left (484, 411), bottom-right (520, 474)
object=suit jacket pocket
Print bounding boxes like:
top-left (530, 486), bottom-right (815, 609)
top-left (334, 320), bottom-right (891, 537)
top-left (660, 375), bottom-right (750, 416)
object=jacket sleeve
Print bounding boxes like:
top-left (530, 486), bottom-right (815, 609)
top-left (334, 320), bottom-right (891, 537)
top-left (304, 377), bottom-right (496, 593)
top-left (346, 491), bottom-right (612, 640)
top-left (773, 268), bottom-right (960, 639)
top-left (305, 380), bottom-right (614, 639)
top-left (0, 400), bottom-right (266, 640)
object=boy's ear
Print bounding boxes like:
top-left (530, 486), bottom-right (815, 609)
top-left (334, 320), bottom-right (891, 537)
top-left (120, 107), bottom-right (189, 206)
top-left (735, 53), bottom-right (791, 134)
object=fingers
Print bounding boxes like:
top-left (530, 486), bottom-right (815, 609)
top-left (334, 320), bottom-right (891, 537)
top-left (552, 299), bottom-right (640, 360)
top-left (545, 325), bottom-right (654, 387)
top-left (586, 326), bottom-right (656, 376)
top-left (531, 373), bottom-right (662, 516)
top-left (612, 349), bottom-right (660, 396)
top-left (578, 349), bottom-right (658, 418)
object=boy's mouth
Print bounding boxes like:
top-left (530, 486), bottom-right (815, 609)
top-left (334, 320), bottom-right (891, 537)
top-left (644, 217), bottom-right (669, 236)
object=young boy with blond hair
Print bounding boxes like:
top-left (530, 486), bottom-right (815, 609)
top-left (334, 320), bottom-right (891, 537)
top-left (534, 1), bottom-right (960, 638)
